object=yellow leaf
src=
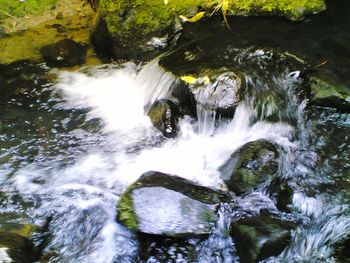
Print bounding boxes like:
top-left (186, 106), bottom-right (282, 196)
top-left (164, 0), bottom-right (169, 5)
top-left (179, 11), bottom-right (206, 23)
top-left (180, 75), bottom-right (198, 84)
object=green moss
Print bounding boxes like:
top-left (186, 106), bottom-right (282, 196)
top-left (117, 189), bottom-right (138, 231)
top-left (229, 0), bottom-right (326, 20)
top-left (0, 0), bottom-right (57, 19)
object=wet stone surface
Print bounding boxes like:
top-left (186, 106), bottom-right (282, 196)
top-left (220, 140), bottom-right (280, 195)
top-left (117, 171), bottom-right (230, 236)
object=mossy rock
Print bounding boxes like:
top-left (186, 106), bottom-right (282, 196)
top-left (117, 171), bottom-right (230, 236)
top-left (308, 75), bottom-right (350, 112)
top-left (219, 139), bottom-right (280, 195)
top-left (92, 0), bottom-right (326, 60)
top-left (0, 232), bottom-right (36, 263)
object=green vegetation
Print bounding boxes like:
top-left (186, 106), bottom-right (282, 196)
top-left (99, 0), bottom-right (325, 41)
top-left (117, 189), bottom-right (138, 231)
top-left (224, 0), bottom-right (326, 20)
top-left (0, 0), bottom-right (57, 19)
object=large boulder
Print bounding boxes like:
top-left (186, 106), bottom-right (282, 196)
top-left (117, 171), bottom-right (230, 236)
top-left (40, 39), bottom-right (87, 67)
top-left (219, 140), bottom-right (280, 195)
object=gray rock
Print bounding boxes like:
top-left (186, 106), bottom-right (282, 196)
top-left (117, 171), bottom-right (230, 236)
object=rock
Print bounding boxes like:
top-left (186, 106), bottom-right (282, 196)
top-left (230, 212), bottom-right (296, 263)
top-left (147, 99), bottom-right (182, 138)
top-left (169, 80), bottom-right (198, 117)
top-left (0, 232), bottom-right (36, 263)
top-left (189, 71), bottom-right (244, 119)
top-left (168, 69), bottom-right (244, 120)
top-left (40, 39), bottom-right (87, 67)
top-left (307, 75), bottom-right (350, 112)
top-left (91, 0), bottom-right (178, 61)
top-left (219, 140), bottom-right (280, 195)
top-left (117, 171), bottom-right (230, 236)
top-left (267, 178), bottom-right (294, 213)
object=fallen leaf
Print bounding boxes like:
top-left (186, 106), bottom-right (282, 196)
top-left (180, 75), bottom-right (198, 84)
top-left (179, 11), bottom-right (206, 23)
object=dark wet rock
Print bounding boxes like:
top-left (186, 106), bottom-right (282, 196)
top-left (267, 178), bottom-right (294, 213)
top-left (307, 74), bottom-right (350, 112)
top-left (40, 39), bottom-right (87, 67)
top-left (0, 231), bottom-right (36, 263)
top-left (117, 171), bottom-right (230, 236)
top-left (91, 0), bottom-right (176, 61)
top-left (333, 236), bottom-right (350, 263)
top-left (220, 140), bottom-right (280, 195)
top-left (169, 80), bottom-right (197, 117)
top-left (230, 212), bottom-right (296, 263)
top-left (148, 99), bottom-right (182, 138)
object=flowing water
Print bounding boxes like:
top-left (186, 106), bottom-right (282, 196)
top-left (0, 53), bottom-right (349, 263)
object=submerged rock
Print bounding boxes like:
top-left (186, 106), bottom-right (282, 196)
top-left (117, 171), bottom-right (230, 236)
top-left (230, 212), bottom-right (296, 263)
top-left (308, 75), bottom-right (350, 112)
top-left (138, 234), bottom-right (201, 262)
top-left (220, 140), bottom-right (280, 195)
top-left (148, 99), bottom-right (182, 138)
top-left (0, 231), bottom-right (36, 263)
top-left (40, 39), bottom-right (87, 67)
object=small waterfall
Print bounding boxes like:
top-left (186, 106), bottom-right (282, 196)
top-left (194, 83), bottom-right (222, 136)
top-left (135, 57), bottom-right (178, 112)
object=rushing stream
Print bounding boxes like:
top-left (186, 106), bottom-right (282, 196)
top-left (0, 47), bottom-right (349, 263)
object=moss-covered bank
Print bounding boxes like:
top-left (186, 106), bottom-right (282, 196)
top-left (92, 0), bottom-right (326, 60)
